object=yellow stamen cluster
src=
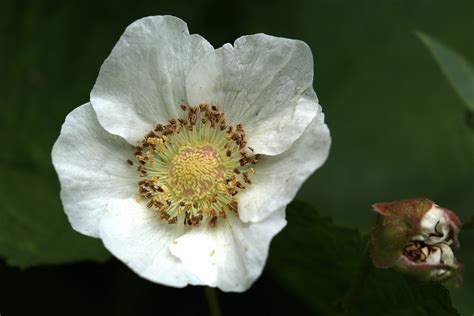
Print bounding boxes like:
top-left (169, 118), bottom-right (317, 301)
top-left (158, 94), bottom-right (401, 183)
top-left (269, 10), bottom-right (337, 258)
top-left (128, 104), bottom-right (261, 227)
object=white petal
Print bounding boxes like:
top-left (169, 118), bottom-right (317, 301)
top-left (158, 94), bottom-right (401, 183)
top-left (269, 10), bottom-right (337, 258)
top-left (420, 206), bottom-right (451, 245)
top-left (100, 198), bottom-right (200, 287)
top-left (238, 112), bottom-right (331, 222)
top-left (169, 208), bottom-right (286, 292)
top-left (52, 103), bottom-right (137, 237)
top-left (425, 246), bottom-right (442, 265)
top-left (186, 34), bottom-right (318, 155)
top-left (439, 243), bottom-right (455, 266)
top-left (91, 15), bottom-right (214, 144)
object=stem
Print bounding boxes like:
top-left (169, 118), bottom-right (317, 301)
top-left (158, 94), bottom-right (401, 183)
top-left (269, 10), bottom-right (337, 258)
top-left (205, 287), bottom-right (222, 316)
top-left (339, 240), bottom-right (372, 315)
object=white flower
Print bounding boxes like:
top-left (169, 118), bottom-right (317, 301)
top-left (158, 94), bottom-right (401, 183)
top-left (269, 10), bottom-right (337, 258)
top-left (52, 15), bottom-right (331, 292)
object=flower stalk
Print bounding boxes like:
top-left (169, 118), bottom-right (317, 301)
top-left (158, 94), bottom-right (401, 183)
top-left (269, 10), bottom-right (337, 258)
top-left (205, 287), bottom-right (222, 316)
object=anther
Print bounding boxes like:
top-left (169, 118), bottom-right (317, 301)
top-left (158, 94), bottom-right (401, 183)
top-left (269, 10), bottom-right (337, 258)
top-left (168, 216), bottom-right (178, 224)
top-left (199, 104), bottom-right (208, 112)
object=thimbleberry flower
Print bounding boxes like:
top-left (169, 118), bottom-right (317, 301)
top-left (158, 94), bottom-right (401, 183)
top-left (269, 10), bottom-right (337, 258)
top-left (371, 198), bottom-right (462, 283)
top-left (52, 15), bottom-right (331, 291)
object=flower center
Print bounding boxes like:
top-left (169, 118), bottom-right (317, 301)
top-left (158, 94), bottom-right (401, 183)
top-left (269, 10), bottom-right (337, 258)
top-left (169, 145), bottom-right (224, 200)
top-left (128, 104), bottom-right (260, 227)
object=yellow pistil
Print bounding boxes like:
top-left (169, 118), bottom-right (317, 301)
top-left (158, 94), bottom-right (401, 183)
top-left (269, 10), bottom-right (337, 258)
top-left (169, 146), bottom-right (224, 200)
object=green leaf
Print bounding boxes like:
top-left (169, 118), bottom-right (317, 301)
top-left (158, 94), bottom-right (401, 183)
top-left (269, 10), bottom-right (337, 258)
top-left (268, 201), bottom-right (458, 315)
top-left (416, 31), bottom-right (474, 112)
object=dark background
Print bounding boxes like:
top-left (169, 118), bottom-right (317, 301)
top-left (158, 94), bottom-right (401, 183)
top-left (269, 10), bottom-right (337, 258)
top-left (1, 0), bottom-right (473, 315)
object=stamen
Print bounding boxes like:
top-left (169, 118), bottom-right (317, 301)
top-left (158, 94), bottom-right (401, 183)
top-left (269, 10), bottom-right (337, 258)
top-left (403, 231), bottom-right (456, 280)
top-left (127, 104), bottom-right (261, 227)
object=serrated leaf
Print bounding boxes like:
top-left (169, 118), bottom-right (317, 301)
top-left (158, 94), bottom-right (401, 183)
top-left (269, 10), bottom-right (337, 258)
top-left (416, 31), bottom-right (474, 111)
top-left (268, 201), bottom-right (458, 315)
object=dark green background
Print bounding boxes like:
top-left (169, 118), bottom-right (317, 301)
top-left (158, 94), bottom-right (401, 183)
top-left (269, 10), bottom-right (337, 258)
top-left (1, 0), bottom-right (473, 315)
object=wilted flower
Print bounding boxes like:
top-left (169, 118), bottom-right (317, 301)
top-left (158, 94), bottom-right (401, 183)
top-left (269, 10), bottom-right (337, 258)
top-left (52, 16), bottom-right (331, 291)
top-left (371, 198), bottom-right (462, 283)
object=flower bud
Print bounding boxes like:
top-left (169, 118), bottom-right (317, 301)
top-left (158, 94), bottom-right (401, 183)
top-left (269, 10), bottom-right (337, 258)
top-left (370, 198), bottom-right (461, 283)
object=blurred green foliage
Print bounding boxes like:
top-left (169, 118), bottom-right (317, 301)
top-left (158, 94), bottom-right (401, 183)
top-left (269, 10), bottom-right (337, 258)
top-left (0, 0), bottom-right (473, 314)
top-left (416, 31), bottom-right (474, 112)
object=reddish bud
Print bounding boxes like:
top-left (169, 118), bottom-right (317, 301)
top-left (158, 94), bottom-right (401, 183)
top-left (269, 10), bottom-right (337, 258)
top-left (370, 198), bottom-right (462, 284)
